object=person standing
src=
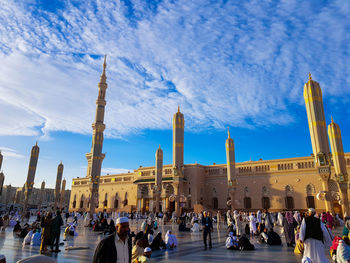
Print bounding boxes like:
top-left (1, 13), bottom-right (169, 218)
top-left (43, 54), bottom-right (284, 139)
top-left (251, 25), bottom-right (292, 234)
top-left (201, 211), bottom-right (213, 250)
top-left (93, 217), bottom-right (132, 263)
top-left (51, 210), bottom-right (63, 252)
top-left (300, 208), bottom-right (332, 263)
top-left (40, 212), bottom-right (52, 253)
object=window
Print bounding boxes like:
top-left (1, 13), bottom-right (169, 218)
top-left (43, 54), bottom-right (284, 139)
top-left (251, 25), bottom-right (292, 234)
top-left (213, 198), bottom-right (218, 209)
top-left (262, 197), bottom-right (270, 209)
top-left (244, 197), bottom-right (251, 209)
top-left (306, 196), bottom-right (315, 209)
top-left (285, 196), bottom-right (294, 210)
top-left (72, 201), bottom-right (76, 208)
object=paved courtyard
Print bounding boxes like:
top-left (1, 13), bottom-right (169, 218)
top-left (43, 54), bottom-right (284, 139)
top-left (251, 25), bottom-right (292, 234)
top-left (0, 218), bottom-right (333, 262)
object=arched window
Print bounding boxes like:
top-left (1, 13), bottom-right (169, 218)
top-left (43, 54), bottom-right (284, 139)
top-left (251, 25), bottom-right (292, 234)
top-left (244, 197), bottom-right (251, 209)
top-left (262, 186), bottom-right (268, 196)
top-left (213, 198), bottom-right (218, 209)
top-left (285, 185), bottom-right (293, 196)
top-left (103, 193), bottom-right (108, 208)
top-left (285, 196), bottom-right (294, 210)
top-left (72, 194), bottom-right (77, 208)
top-left (306, 184), bottom-right (316, 209)
top-left (262, 197), bottom-right (270, 209)
top-left (244, 187), bottom-right (249, 197)
top-left (80, 195), bottom-right (85, 209)
top-left (124, 192), bottom-right (128, 206)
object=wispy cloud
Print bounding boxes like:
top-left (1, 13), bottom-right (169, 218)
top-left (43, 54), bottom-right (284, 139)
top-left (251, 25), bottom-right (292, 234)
top-left (101, 168), bottom-right (132, 175)
top-left (0, 146), bottom-right (25, 159)
top-left (0, 0), bottom-right (349, 138)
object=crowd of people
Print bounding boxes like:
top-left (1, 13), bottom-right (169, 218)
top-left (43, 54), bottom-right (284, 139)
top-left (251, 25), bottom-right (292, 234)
top-left (1, 208), bottom-right (350, 262)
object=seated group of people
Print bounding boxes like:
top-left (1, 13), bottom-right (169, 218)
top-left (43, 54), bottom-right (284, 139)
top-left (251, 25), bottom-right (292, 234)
top-left (225, 232), bottom-right (255, 251)
top-left (259, 228), bottom-right (282, 246)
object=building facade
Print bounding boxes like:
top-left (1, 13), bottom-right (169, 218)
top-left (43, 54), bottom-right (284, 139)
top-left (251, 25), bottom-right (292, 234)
top-left (69, 71), bottom-right (349, 215)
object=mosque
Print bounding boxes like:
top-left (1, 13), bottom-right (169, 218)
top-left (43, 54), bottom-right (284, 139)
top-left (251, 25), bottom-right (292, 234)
top-left (69, 57), bottom-right (350, 216)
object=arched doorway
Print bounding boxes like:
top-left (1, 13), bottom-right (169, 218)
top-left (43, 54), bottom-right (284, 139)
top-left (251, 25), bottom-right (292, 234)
top-left (80, 195), bottom-right (85, 209)
top-left (285, 185), bottom-right (294, 210)
top-left (140, 185), bottom-right (149, 213)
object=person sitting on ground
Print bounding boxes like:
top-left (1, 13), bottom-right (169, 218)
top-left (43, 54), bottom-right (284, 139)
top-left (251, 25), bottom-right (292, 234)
top-left (148, 230), bottom-right (154, 244)
top-left (150, 232), bottom-right (166, 251)
top-left (13, 221), bottom-right (22, 232)
top-left (165, 230), bottom-right (178, 249)
top-left (191, 220), bottom-right (201, 232)
top-left (179, 219), bottom-right (191, 232)
top-left (22, 227), bottom-right (33, 246)
top-left (31, 229), bottom-right (41, 246)
top-left (238, 234), bottom-right (255, 250)
top-left (259, 228), bottom-right (269, 244)
top-left (137, 247), bottom-right (152, 263)
top-left (132, 237), bottom-right (145, 263)
top-left (226, 232), bottom-right (239, 250)
top-left (18, 224), bottom-right (30, 238)
top-left (294, 225), bottom-right (304, 255)
top-left (342, 217), bottom-right (350, 237)
top-left (266, 228), bottom-right (282, 245)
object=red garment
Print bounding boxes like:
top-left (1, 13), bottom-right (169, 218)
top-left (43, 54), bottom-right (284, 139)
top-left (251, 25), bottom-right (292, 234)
top-left (330, 236), bottom-right (342, 251)
top-left (326, 212), bottom-right (334, 228)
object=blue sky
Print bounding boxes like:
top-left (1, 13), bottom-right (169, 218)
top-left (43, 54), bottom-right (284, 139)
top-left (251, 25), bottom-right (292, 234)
top-left (0, 0), bottom-right (350, 189)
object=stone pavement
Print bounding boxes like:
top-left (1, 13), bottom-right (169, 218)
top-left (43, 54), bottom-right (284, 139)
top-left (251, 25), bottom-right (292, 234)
top-left (0, 218), bottom-right (332, 262)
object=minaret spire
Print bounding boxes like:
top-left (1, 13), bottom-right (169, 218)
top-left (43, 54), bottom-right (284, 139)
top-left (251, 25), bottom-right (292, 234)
top-left (309, 72), bottom-right (312, 81)
top-left (84, 55), bottom-right (108, 216)
top-left (178, 105), bottom-right (180, 113)
top-left (227, 127), bottom-right (231, 138)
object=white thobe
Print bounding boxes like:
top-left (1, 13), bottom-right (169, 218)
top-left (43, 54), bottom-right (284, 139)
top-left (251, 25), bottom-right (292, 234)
top-left (115, 234), bottom-right (129, 263)
top-left (300, 218), bottom-right (332, 263)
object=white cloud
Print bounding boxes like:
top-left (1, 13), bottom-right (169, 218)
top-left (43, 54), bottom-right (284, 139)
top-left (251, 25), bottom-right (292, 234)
top-left (0, 0), bottom-right (349, 139)
top-left (0, 146), bottom-right (25, 159)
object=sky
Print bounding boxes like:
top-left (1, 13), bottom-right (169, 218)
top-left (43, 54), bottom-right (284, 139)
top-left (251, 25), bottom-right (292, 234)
top-left (0, 0), bottom-right (350, 190)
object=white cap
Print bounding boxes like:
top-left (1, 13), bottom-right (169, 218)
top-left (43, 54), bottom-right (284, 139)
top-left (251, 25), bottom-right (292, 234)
top-left (144, 247), bottom-right (152, 253)
top-left (308, 208), bottom-right (316, 213)
top-left (301, 256), bottom-right (312, 263)
top-left (116, 217), bottom-right (129, 224)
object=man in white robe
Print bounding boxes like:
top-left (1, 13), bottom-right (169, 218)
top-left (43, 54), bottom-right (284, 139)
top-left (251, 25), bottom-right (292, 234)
top-left (300, 208), bottom-right (332, 263)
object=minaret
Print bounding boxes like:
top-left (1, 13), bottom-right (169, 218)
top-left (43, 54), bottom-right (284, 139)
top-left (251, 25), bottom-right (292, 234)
top-left (0, 172), bottom-right (4, 196)
top-left (0, 151), bottom-right (3, 196)
top-left (54, 162), bottom-right (64, 210)
top-left (0, 150), bottom-right (3, 170)
top-left (304, 73), bottom-right (332, 211)
top-left (226, 127), bottom-right (236, 211)
top-left (23, 142), bottom-right (40, 215)
top-left (86, 55), bottom-right (107, 215)
top-left (328, 117), bottom-right (349, 215)
top-left (155, 145), bottom-right (163, 213)
top-left (60, 178), bottom-right (66, 210)
top-left (38, 180), bottom-right (45, 211)
top-left (172, 106), bottom-right (184, 174)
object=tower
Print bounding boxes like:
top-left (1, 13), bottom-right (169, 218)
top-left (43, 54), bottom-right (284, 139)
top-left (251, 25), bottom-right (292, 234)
top-left (172, 106), bottom-right (185, 216)
top-left (328, 117), bottom-right (349, 215)
top-left (155, 145), bottom-right (163, 213)
top-left (38, 180), bottom-right (45, 211)
top-left (172, 106), bottom-right (184, 174)
top-left (225, 128), bottom-right (236, 211)
top-left (54, 162), bottom-right (64, 210)
top-left (304, 73), bottom-right (332, 211)
top-left (86, 56), bottom-right (107, 215)
top-left (60, 178), bottom-right (66, 210)
top-left (23, 142), bottom-right (40, 215)
top-left (0, 150), bottom-right (3, 170)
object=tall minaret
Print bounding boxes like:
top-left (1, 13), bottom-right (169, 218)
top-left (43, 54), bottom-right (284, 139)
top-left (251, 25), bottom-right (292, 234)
top-left (328, 117), bottom-right (349, 215)
top-left (54, 162), bottom-right (64, 210)
top-left (0, 151), bottom-right (4, 196)
top-left (0, 150), bottom-right (3, 170)
top-left (60, 178), bottom-right (66, 210)
top-left (304, 73), bottom-right (332, 211)
top-left (155, 145), bottom-right (163, 213)
top-left (86, 55), bottom-right (107, 215)
top-left (173, 106), bottom-right (184, 175)
top-left (23, 142), bottom-right (40, 215)
top-left (226, 128), bottom-right (236, 211)
top-left (38, 180), bottom-right (45, 211)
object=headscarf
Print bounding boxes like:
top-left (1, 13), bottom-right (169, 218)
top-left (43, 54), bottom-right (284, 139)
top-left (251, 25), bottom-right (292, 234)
top-left (285, 211), bottom-right (294, 224)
